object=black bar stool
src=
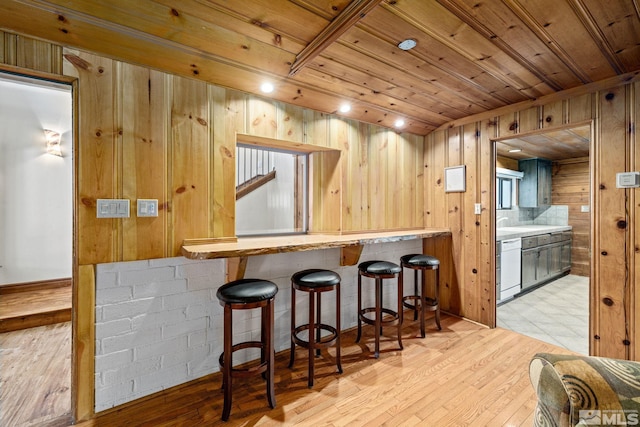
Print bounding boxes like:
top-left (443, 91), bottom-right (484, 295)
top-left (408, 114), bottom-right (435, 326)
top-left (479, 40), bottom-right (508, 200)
top-left (289, 269), bottom-right (342, 388)
top-left (216, 278), bottom-right (278, 421)
top-left (400, 254), bottom-right (441, 338)
top-left (356, 260), bottom-right (403, 358)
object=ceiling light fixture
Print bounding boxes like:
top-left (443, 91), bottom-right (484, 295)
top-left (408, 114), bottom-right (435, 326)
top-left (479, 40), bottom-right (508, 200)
top-left (339, 103), bottom-right (351, 113)
top-left (397, 39), bottom-right (417, 51)
top-left (394, 119), bottom-right (405, 128)
top-left (260, 82), bottom-right (274, 93)
top-left (508, 149), bottom-right (522, 153)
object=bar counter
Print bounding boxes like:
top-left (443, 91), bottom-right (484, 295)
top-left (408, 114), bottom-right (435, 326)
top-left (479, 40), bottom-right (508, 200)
top-left (182, 229), bottom-right (451, 280)
top-left (182, 228), bottom-right (451, 261)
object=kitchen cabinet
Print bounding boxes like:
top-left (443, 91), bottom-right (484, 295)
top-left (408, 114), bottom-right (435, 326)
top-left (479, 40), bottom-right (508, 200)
top-left (521, 231), bottom-right (572, 290)
top-left (560, 235), bottom-right (572, 272)
top-left (521, 248), bottom-right (537, 289)
top-left (518, 158), bottom-right (552, 208)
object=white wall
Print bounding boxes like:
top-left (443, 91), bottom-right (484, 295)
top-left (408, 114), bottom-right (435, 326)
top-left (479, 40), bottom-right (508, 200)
top-left (236, 151), bottom-right (299, 235)
top-left (0, 75), bottom-right (73, 285)
top-left (94, 239), bottom-right (423, 411)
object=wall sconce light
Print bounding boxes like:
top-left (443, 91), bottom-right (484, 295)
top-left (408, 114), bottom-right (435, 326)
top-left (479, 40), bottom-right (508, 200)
top-left (44, 129), bottom-right (62, 157)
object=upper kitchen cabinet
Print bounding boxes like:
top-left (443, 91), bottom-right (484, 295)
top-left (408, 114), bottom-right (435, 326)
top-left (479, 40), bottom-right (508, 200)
top-left (519, 158), bottom-right (552, 208)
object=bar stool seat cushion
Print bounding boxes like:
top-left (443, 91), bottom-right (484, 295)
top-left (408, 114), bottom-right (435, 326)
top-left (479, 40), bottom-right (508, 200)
top-left (292, 269), bottom-right (341, 287)
top-left (359, 260), bottom-right (401, 275)
top-left (401, 254), bottom-right (440, 267)
top-left (217, 279), bottom-right (278, 304)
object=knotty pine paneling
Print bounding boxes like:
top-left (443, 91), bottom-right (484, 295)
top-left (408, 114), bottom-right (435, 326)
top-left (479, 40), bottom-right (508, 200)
top-left (210, 86), bottom-right (236, 238)
top-left (66, 52), bottom-right (120, 265)
top-left (168, 77), bottom-right (211, 255)
top-left (426, 79), bottom-right (640, 359)
top-left (121, 64), bottom-right (168, 261)
top-left (552, 158), bottom-right (590, 277)
top-left (592, 86), bottom-right (629, 360)
top-left (1, 31), bottom-right (62, 74)
top-left (634, 80), bottom-right (640, 362)
top-left (62, 47), bottom-right (428, 262)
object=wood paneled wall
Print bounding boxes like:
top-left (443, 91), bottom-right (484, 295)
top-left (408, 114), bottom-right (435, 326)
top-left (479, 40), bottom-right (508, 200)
top-left (59, 50), bottom-right (426, 265)
top-left (2, 27), bottom-right (640, 422)
top-left (1, 31), bottom-right (426, 420)
top-left (426, 76), bottom-right (640, 360)
top-left (552, 158), bottom-right (590, 276)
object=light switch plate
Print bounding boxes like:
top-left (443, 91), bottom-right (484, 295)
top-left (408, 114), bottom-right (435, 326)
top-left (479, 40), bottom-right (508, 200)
top-left (97, 199), bottom-right (130, 218)
top-left (137, 199), bottom-right (158, 217)
top-left (474, 203), bottom-right (482, 215)
top-left (616, 172), bottom-right (640, 188)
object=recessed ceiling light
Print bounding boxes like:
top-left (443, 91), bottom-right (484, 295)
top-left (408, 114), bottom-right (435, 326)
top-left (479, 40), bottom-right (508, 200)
top-left (260, 82), bottom-right (274, 93)
top-left (508, 149), bottom-right (522, 153)
top-left (339, 103), bottom-right (351, 113)
top-left (397, 39), bottom-right (417, 51)
top-left (394, 119), bottom-right (405, 128)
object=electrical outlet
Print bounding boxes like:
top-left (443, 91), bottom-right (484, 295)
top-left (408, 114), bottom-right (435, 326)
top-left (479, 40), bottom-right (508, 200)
top-left (137, 199), bottom-right (159, 217)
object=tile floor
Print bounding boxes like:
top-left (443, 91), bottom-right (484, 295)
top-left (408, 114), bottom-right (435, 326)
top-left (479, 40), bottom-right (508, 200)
top-left (497, 274), bottom-right (589, 354)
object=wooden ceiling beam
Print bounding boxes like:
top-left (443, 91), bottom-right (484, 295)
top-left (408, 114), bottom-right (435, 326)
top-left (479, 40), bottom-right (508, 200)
top-left (288, 0), bottom-right (383, 76)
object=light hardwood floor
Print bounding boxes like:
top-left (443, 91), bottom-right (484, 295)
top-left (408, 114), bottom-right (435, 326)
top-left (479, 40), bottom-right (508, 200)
top-left (0, 321), bottom-right (71, 427)
top-left (58, 313), bottom-right (569, 427)
top-left (0, 280), bottom-right (72, 333)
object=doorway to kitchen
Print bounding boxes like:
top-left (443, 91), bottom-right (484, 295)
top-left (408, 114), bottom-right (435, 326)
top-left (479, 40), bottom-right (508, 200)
top-left (493, 124), bottom-right (592, 355)
top-left (0, 71), bottom-right (74, 425)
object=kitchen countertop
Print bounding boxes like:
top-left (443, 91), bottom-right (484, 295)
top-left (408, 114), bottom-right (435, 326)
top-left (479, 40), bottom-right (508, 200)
top-left (496, 225), bottom-right (572, 241)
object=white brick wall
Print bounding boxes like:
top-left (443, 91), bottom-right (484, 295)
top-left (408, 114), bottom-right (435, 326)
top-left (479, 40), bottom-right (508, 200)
top-left (94, 240), bottom-right (422, 412)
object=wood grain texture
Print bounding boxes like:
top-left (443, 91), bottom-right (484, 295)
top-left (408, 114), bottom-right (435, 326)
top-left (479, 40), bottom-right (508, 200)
top-left (182, 229), bottom-right (450, 260)
top-left (58, 47), bottom-right (431, 263)
top-left (121, 63), bottom-right (168, 260)
top-left (592, 86), bottom-right (629, 360)
top-left (426, 79), bottom-right (640, 360)
top-left (0, 322), bottom-right (72, 427)
top-left (0, 283), bottom-right (71, 333)
top-left (1, 0), bottom-right (638, 135)
top-left (69, 314), bottom-right (569, 426)
top-left (633, 80), bottom-right (640, 361)
top-left (552, 158), bottom-right (591, 276)
top-left (75, 265), bottom-right (95, 421)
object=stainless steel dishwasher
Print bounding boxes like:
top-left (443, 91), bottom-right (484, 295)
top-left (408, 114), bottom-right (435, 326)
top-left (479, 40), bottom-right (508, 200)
top-left (498, 237), bottom-right (522, 303)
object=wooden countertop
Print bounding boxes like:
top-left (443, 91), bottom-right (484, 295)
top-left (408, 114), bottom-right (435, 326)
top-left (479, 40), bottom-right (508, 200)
top-left (181, 228), bottom-right (451, 260)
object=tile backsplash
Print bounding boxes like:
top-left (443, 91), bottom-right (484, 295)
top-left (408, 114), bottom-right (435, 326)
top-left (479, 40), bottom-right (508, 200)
top-left (496, 205), bottom-right (569, 227)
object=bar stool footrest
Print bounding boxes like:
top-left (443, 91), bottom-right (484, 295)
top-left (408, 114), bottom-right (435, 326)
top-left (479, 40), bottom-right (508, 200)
top-left (219, 341), bottom-right (268, 377)
top-left (358, 307), bottom-right (400, 326)
top-left (292, 324), bottom-right (339, 349)
top-left (403, 295), bottom-right (439, 311)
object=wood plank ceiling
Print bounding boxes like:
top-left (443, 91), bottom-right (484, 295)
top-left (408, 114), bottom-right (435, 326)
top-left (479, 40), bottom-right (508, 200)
top-left (1, 0), bottom-right (639, 136)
